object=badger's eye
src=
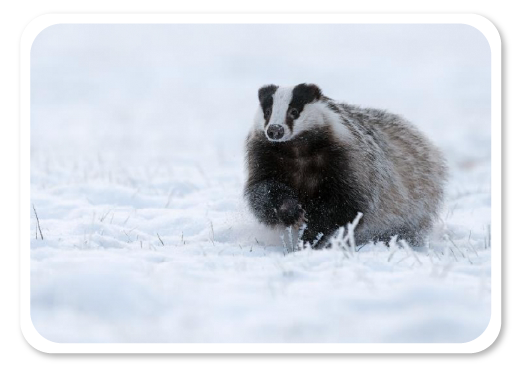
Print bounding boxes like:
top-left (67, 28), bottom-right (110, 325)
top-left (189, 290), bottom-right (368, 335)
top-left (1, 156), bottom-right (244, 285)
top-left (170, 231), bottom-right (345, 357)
top-left (264, 107), bottom-right (272, 119)
top-left (289, 108), bottom-right (299, 119)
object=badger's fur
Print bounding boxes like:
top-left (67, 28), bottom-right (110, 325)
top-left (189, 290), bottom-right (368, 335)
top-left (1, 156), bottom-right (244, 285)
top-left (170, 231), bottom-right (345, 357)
top-left (244, 83), bottom-right (447, 248)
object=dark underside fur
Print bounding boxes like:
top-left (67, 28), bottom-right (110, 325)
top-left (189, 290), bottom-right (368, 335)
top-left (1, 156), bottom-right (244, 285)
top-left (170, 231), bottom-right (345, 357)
top-left (244, 127), bottom-right (367, 247)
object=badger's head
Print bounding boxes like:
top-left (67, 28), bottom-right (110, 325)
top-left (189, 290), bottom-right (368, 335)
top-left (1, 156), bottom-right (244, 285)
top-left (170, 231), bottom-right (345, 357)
top-left (255, 83), bottom-right (324, 142)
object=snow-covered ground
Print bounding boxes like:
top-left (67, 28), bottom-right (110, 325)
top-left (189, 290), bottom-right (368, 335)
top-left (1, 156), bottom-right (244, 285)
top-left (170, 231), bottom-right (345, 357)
top-left (30, 24), bottom-right (492, 343)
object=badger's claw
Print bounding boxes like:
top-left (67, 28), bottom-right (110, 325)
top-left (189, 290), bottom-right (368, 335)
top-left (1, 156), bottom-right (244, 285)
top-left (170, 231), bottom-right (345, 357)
top-left (276, 198), bottom-right (305, 226)
top-left (295, 204), bottom-right (308, 227)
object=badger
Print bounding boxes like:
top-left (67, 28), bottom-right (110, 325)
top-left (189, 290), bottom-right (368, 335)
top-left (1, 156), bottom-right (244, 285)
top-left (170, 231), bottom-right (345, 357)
top-left (243, 83), bottom-right (447, 249)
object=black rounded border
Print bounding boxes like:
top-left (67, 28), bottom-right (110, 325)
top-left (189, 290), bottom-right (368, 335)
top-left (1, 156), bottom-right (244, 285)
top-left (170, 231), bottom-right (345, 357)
top-left (16, 9), bottom-right (512, 364)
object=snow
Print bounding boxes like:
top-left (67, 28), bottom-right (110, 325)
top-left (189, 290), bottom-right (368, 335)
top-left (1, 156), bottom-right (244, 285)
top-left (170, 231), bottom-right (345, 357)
top-left (30, 24), bottom-right (492, 343)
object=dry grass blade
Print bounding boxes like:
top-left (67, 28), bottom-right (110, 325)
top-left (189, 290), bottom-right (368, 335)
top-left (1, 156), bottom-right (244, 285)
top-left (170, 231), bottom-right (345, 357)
top-left (157, 233), bottom-right (165, 246)
top-left (33, 204), bottom-right (44, 240)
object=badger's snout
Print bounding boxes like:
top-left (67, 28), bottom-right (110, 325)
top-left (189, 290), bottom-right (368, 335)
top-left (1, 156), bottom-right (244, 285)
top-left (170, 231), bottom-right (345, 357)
top-left (267, 124), bottom-right (284, 140)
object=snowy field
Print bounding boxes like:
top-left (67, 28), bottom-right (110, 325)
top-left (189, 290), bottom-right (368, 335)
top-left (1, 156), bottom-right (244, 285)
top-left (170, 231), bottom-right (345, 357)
top-left (30, 24), bottom-right (492, 343)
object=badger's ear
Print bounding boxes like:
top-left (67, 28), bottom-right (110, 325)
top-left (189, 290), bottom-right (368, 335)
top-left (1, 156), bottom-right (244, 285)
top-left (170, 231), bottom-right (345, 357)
top-left (293, 83), bottom-right (322, 103)
top-left (258, 84), bottom-right (278, 104)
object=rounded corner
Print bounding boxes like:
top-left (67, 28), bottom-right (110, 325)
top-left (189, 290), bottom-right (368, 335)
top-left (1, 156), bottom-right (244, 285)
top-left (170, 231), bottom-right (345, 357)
top-left (16, 320), bottom-right (50, 362)
top-left (472, 9), bottom-right (512, 45)
top-left (460, 14), bottom-right (502, 54)
top-left (16, 9), bottom-right (53, 44)
top-left (473, 324), bottom-right (512, 363)
top-left (16, 10), bottom-right (67, 59)
top-left (20, 14), bottom-right (63, 57)
top-left (465, 300), bottom-right (512, 363)
top-left (463, 310), bottom-right (501, 354)
top-left (20, 312), bottom-right (60, 354)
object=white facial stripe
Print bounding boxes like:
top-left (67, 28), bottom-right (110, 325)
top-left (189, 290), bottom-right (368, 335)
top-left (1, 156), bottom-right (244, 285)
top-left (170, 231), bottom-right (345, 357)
top-left (295, 101), bottom-right (354, 143)
top-left (268, 87), bottom-right (293, 127)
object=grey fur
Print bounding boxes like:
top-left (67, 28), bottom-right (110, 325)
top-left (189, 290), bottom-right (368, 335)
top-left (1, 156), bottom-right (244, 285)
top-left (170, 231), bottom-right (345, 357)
top-left (329, 101), bottom-right (448, 244)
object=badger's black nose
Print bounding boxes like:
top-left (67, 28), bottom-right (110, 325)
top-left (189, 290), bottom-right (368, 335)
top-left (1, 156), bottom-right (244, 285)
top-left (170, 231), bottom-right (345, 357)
top-left (267, 124), bottom-right (284, 140)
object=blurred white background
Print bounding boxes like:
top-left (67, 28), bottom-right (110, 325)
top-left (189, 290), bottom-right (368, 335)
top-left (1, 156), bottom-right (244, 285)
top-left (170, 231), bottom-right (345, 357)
top-left (31, 24), bottom-right (490, 166)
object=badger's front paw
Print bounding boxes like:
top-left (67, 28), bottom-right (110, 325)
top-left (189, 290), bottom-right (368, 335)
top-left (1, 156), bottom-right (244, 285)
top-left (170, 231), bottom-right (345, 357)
top-left (275, 198), bottom-right (306, 226)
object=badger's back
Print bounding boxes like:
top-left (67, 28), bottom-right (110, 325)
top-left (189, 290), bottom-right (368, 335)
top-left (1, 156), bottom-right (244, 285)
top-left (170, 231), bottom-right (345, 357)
top-left (333, 102), bottom-right (448, 243)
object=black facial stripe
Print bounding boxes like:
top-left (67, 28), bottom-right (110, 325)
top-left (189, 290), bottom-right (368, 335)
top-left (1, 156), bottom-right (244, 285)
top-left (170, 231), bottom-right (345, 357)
top-left (289, 83), bottom-right (322, 112)
top-left (258, 84), bottom-right (278, 125)
top-left (285, 83), bottom-right (322, 132)
top-left (286, 112), bottom-right (294, 132)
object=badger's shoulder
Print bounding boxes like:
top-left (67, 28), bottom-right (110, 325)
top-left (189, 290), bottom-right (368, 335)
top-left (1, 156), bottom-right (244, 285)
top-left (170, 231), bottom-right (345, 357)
top-left (322, 98), bottom-right (443, 155)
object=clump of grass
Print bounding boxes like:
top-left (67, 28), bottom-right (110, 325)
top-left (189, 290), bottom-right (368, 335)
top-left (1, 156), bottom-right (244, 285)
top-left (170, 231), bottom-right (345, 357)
top-left (329, 212), bottom-right (364, 258)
